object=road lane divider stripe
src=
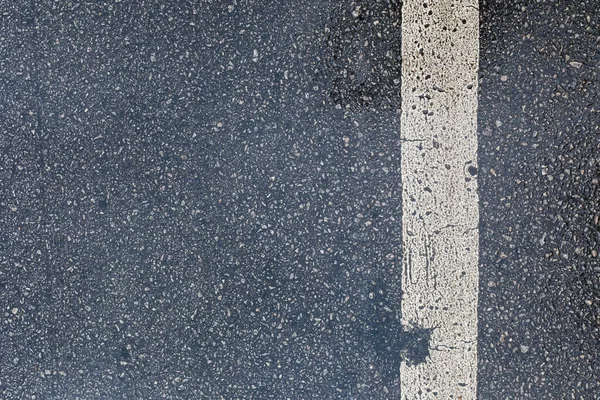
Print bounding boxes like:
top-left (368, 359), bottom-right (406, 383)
top-left (400, 0), bottom-right (480, 398)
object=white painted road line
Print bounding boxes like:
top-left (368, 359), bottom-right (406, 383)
top-left (400, 0), bottom-right (480, 399)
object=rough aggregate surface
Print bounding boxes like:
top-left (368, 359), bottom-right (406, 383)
top-left (478, 0), bottom-right (600, 398)
top-left (0, 1), bottom-right (405, 399)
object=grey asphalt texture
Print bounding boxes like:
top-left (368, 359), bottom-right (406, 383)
top-left (1, 0), bottom-right (600, 399)
top-left (0, 1), bottom-right (405, 399)
top-left (478, 0), bottom-right (600, 398)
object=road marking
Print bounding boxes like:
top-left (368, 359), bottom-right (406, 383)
top-left (400, 0), bottom-right (480, 399)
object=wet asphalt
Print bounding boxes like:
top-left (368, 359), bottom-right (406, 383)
top-left (0, 0), bottom-right (599, 399)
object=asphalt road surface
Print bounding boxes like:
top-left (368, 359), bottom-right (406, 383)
top-left (1, 0), bottom-right (599, 399)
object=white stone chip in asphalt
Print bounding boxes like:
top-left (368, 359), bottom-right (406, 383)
top-left (400, 0), bottom-right (480, 398)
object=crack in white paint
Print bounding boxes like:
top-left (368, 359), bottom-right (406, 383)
top-left (400, 0), bottom-right (480, 399)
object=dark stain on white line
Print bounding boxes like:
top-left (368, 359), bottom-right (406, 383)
top-left (398, 325), bottom-right (434, 367)
top-left (366, 316), bottom-right (434, 374)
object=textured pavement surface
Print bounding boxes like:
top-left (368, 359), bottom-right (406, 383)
top-left (1, 0), bottom-right (600, 399)
top-left (478, 0), bottom-right (600, 398)
top-left (1, 1), bottom-right (405, 398)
